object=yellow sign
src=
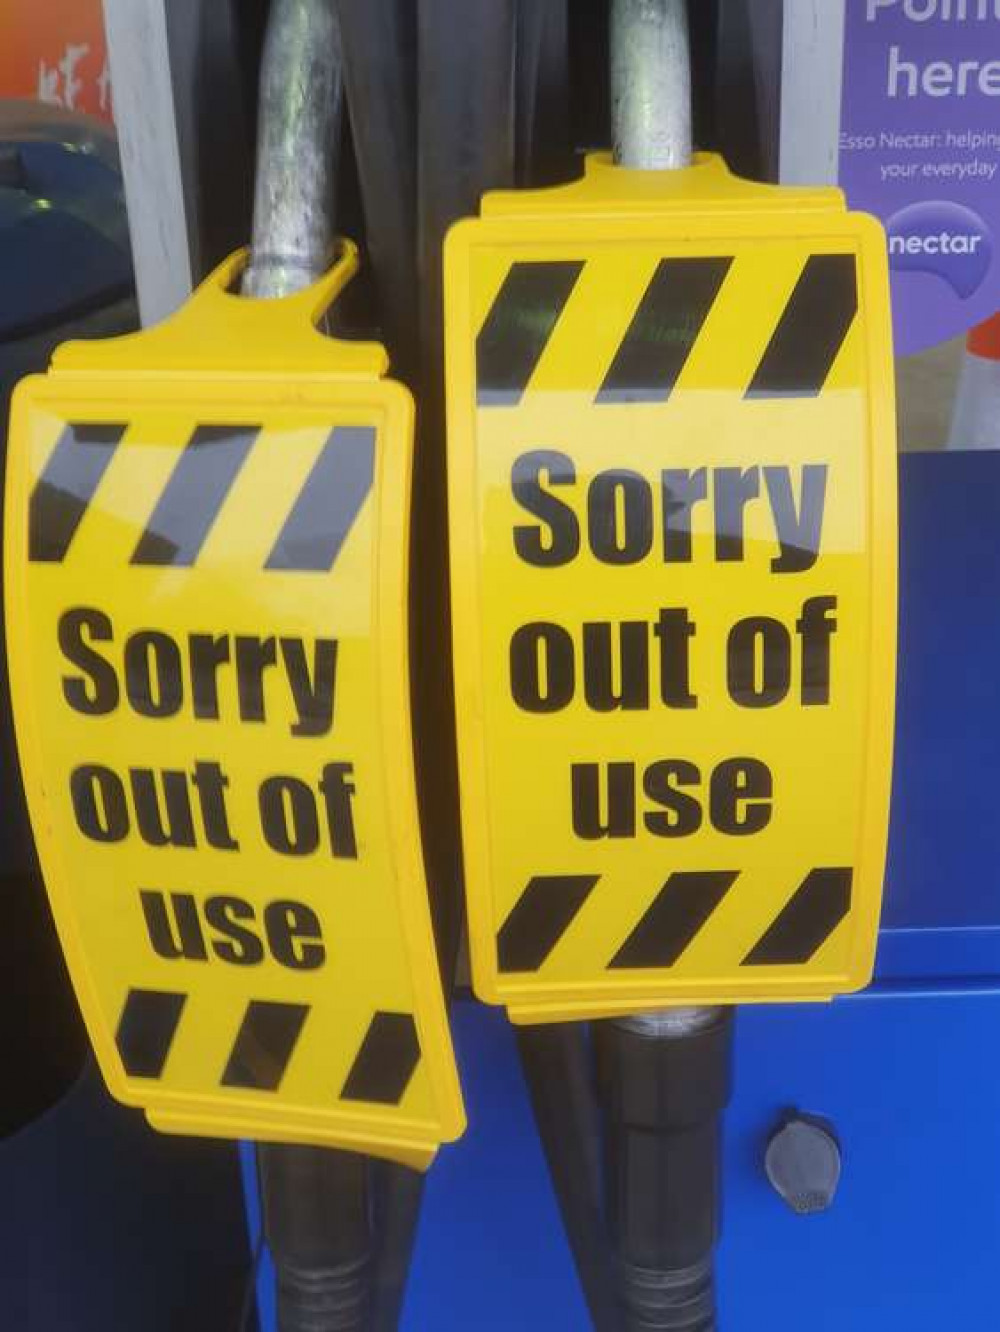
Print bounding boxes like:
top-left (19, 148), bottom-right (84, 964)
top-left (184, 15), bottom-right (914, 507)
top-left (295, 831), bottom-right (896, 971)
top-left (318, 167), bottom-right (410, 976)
top-left (445, 155), bottom-right (897, 1022)
top-left (6, 248), bottom-right (464, 1164)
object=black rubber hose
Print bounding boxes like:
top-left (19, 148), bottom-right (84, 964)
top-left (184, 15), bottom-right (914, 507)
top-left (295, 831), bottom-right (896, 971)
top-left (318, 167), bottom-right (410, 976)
top-left (686, 0), bottom-right (719, 153)
top-left (714, 0), bottom-right (783, 181)
top-left (508, 14), bottom-right (623, 1330)
top-left (258, 1143), bottom-right (372, 1332)
top-left (332, 17), bottom-right (428, 1326)
top-left (336, 0), bottom-right (420, 381)
top-left (515, 0), bottom-right (548, 184)
top-left (413, 0), bottom-right (517, 984)
top-left (515, 0), bottom-right (574, 187)
top-left (516, 1025), bottom-right (623, 1332)
top-left (594, 1013), bottom-right (734, 1332)
top-left (532, 0), bottom-right (575, 185)
top-left (417, 0), bottom-right (517, 386)
top-left (369, 1161), bottom-right (425, 1332)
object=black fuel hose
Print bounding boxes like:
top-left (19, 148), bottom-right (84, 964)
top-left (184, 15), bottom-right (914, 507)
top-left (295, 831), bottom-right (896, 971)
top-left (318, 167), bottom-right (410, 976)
top-left (505, 10), bottom-right (627, 1328)
top-left (336, 0), bottom-right (420, 382)
top-left (332, 18), bottom-right (429, 1324)
top-left (516, 1025), bottom-right (623, 1332)
top-left (413, 0), bottom-right (517, 986)
top-left (244, 8), bottom-right (374, 1330)
top-left (259, 1144), bottom-right (372, 1332)
top-left (515, 0), bottom-right (573, 186)
top-left (595, 1011), bottom-right (734, 1332)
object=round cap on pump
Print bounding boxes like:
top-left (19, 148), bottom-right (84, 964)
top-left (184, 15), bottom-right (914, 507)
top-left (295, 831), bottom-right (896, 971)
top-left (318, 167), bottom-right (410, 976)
top-left (765, 1114), bottom-right (841, 1215)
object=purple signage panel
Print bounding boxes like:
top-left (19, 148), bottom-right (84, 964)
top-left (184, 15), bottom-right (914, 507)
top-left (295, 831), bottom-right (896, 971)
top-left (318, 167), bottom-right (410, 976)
top-left (840, 0), bottom-right (1000, 354)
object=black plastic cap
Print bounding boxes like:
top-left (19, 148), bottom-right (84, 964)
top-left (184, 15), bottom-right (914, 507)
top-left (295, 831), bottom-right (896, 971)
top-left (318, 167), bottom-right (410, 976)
top-left (765, 1113), bottom-right (842, 1216)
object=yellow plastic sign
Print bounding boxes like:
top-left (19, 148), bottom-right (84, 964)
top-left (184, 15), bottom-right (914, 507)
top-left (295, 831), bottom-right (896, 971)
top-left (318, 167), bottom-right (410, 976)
top-left (6, 247), bottom-right (464, 1164)
top-left (445, 155), bottom-right (897, 1023)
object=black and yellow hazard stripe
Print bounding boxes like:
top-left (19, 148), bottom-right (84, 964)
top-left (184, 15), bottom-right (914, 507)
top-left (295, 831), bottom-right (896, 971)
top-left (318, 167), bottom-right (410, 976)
top-left (114, 987), bottom-right (187, 1079)
top-left (28, 423), bottom-right (126, 562)
top-left (609, 871), bottom-right (739, 969)
top-left (28, 423), bottom-right (376, 572)
top-left (475, 262), bottom-right (584, 406)
top-left (474, 250), bottom-right (859, 405)
top-left (220, 1000), bottom-right (311, 1091)
top-left (596, 257), bottom-right (733, 404)
top-left (114, 989), bottom-right (422, 1107)
top-left (496, 866), bottom-right (853, 976)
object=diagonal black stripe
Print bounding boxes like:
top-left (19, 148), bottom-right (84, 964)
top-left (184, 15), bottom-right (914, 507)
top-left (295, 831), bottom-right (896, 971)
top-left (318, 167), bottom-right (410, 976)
top-left (743, 867), bottom-right (853, 965)
top-left (221, 1000), bottom-right (309, 1091)
top-left (116, 987), bottom-right (186, 1079)
top-left (29, 423), bottom-right (126, 562)
top-left (595, 257), bottom-right (733, 404)
top-left (746, 254), bottom-right (858, 399)
top-left (265, 425), bottom-right (375, 572)
top-left (476, 261), bottom-right (584, 406)
top-left (340, 1012), bottom-right (420, 1105)
top-left (497, 874), bottom-right (600, 973)
top-left (608, 870), bottom-right (739, 970)
top-left (131, 424), bottom-right (256, 566)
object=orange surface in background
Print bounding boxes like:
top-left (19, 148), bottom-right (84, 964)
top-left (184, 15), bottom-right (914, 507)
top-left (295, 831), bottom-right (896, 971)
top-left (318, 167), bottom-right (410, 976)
top-left (0, 0), bottom-right (112, 122)
top-left (968, 313), bottom-right (1000, 362)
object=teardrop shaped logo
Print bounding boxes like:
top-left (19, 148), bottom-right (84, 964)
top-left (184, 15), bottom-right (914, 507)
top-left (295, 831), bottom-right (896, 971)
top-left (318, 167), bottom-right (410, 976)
top-left (886, 200), bottom-right (992, 298)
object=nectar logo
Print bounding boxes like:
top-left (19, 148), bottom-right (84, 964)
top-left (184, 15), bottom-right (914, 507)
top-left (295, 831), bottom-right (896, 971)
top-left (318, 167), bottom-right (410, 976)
top-left (886, 201), bottom-right (992, 296)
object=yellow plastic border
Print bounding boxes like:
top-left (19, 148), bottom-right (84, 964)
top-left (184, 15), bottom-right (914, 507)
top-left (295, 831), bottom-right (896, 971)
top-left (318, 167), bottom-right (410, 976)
top-left (444, 158), bottom-right (897, 1020)
top-left (5, 256), bottom-right (465, 1158)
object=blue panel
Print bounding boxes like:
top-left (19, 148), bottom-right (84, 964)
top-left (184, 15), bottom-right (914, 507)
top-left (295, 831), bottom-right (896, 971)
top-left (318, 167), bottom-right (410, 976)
top-left (720, 993), bottom-right (1000, 1329)
top-left (884, 451), bottom-right (1000, 936)
top-left (403, 1003), bottom-right (591, 1329)
top-left (875, 924), bottom-right (1000, 982)
top-left (405, 995), bottom-right (1000, 1330)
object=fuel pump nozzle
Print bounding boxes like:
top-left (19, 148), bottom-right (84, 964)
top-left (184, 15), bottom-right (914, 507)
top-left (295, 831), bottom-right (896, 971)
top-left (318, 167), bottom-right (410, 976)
top-left (602, 5), bottom-right (734, 1329)
top-left (242, 4), bottom-right (372, 1329)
